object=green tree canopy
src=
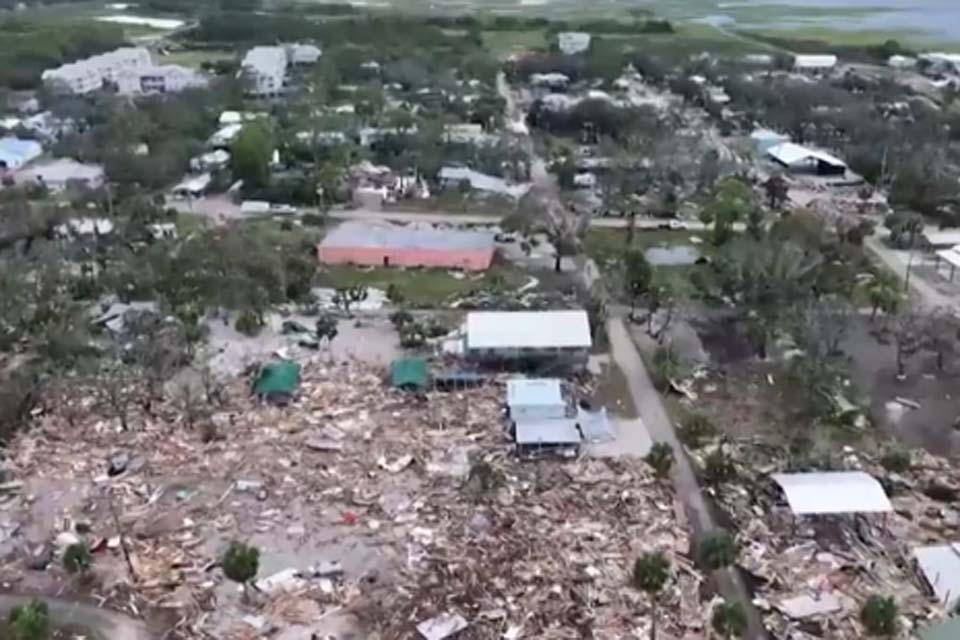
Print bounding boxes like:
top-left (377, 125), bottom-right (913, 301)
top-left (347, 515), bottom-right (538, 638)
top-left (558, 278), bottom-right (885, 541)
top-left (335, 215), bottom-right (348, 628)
top-left (231, 122), bottom-right (274, 190)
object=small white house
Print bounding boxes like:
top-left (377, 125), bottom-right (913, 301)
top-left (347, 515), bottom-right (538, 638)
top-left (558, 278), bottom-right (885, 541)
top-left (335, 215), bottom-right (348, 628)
top-left (558, 32), bottom-right (591, 55)
top-left (793, 54), bottom-right (838, 73)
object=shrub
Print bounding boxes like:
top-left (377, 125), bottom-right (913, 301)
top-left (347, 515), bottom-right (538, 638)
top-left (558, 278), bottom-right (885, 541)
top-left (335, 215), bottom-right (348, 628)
top-left (698, 530), bottom-right (738, 570)
top-left (222, 541), bottom-right (260, 601)
top-left (711, 601), bottom-right (747, 638)
top-left (645, 442), bottom-right (675, 479)
top-left (861, 595), bottom-right (898, 636)
top-left (631, 551), bottom-right (670, 595)
top-left (235, 309), bottom-right (264, 336)
top-left (63, 542), bottom-right (91, 574)
top-left (679, 412), bottom-right (717, 447)
top-left (301, 213), bottom-right (324, 227)
top-left (880, 448), bottom-right (911, 473)
top-left (703, 448), bottom-right (737, 484)
top-left (8, 599), bottom-right (50, 640)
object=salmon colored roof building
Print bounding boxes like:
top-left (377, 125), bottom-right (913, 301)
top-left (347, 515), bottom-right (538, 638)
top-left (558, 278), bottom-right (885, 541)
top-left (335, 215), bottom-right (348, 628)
top-left (318, 221), bottom-right (495, 271)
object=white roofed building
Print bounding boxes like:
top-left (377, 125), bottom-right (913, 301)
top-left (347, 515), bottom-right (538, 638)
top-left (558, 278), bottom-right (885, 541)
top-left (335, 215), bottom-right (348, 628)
top-left (241, 46), bottom-right (288, 96)
top-left (288, 43), bottom-right (322, 65)
top-left (116, 64), bottom-right (208, 95)
top-left (771, 471), bottom-right (892, 516)
top-left (766, 142), bottom-right (846, 176)
top-left (42, 47), bottom-right (152, 94)
top-left (465, 310), bottom-right (592, 369)
top-left (793, 54), bottom-right (838, 73)
top-left (558, 32), bottom-right (591, 55)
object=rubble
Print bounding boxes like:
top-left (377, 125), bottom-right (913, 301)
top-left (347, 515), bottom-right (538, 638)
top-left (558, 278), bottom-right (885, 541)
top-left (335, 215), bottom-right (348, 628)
top-left (688, 438), bottom-right (954, 638)
top-left (0, 359), bottom-right (702, 639)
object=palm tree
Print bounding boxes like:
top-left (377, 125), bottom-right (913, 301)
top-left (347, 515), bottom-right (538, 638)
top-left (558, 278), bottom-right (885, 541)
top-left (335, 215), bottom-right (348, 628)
top-left (645, 442), bottom-right (675, 479)
top-left (698, 530), bottom-right (738, 571)
top-left (631, 551), bottom-right (670, 640)
top-left (712, 601), bottom-right (747, 638)
top-left (864, 271), bottom-right (903, 321)
top-left (861, 595), bottom-right (898, 636)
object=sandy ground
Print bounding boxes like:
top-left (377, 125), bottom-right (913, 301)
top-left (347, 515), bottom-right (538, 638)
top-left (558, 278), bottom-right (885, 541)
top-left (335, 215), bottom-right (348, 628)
top-left (202, 311), bottom-right (401, 377)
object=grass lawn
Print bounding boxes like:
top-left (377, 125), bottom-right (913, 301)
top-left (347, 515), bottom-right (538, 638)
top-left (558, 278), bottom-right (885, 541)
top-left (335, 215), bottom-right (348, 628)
top-left (159, 49), bottom-right (236, 68)
top-left (739, 26), bottom-right (934, 48)
top-left (316, 263), bottom-right (524, 307)
top-left (175, 212), bottom-right (209, 236)
top-left (584, 228), bottom-right (699, 265)
top-left (482, 30), bottom-right (547, 58)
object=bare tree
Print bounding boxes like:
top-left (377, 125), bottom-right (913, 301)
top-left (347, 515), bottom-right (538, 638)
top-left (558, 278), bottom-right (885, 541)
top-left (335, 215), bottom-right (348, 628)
top-left (894, 311), bottom-right (924, 378)
top-left (922, 308), bottom-right (960, 373)
top-left (94, 361), bottom-right (139, 431)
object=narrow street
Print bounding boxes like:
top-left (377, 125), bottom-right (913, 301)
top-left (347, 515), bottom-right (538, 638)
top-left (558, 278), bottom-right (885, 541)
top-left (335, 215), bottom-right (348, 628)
top-left (606, 318), bottom-right (768, 639)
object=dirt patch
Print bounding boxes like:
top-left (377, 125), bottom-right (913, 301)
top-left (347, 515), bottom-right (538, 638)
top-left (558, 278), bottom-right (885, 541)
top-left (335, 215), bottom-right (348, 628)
top-left (844, 318), bottom-right (960, 457)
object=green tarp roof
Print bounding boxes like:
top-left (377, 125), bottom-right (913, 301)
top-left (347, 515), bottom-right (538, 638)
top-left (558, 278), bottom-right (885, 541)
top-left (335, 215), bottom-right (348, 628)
top-left (921, 618), bottom-right (960, 640)
top-left (254, 361), bottom-right (301, 397)
top-left (391, 358), bottom-right (428, 389)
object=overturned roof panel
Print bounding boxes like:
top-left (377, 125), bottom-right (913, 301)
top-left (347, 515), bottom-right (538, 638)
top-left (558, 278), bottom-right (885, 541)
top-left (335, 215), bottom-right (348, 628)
top-left (771, 471), bottom-right (892, 515)
top-left (915, 544), bottom-right (960, 609)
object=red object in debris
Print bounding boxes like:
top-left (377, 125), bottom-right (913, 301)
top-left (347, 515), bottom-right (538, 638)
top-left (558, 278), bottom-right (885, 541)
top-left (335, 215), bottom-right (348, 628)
top-left (341, 511), bottom-right (359, 526)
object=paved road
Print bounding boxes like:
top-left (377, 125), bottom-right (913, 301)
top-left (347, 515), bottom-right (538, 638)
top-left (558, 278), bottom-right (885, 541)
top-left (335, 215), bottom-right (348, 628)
top-left (607, 318), bottom-right (768, 639)
top-left (865, 231), bottom-right (958, 312)
top-left (0, 594), bottom-right (152, 639)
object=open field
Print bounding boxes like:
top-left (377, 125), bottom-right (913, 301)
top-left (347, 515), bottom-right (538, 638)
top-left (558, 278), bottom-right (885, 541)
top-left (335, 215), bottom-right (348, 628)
top-left (159, 49), bottom-right (236, 68)
top-left (481, 29), bottom-right (547, 57)
top-left (315, 263), bottom-right (526, 306)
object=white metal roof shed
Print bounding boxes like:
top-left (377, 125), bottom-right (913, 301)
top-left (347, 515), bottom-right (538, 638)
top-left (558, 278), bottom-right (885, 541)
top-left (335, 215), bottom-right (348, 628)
top-left (466, 310), bottom-right (592, 350)
top-left (915, 544), bottom-right (960, 609)
top-left (771, 471), bottom-right (892, 515)
top-left (515, 418), bottom-right (581, 446)
top-left (767, 142), bottom-right (846, 169)
top-left (794, 54), bottom-right (838, 69)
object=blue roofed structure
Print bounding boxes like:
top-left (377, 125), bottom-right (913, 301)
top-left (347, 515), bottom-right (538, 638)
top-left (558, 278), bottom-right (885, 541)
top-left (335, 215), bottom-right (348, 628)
top-left (0, 137), bottom-right (42, 170)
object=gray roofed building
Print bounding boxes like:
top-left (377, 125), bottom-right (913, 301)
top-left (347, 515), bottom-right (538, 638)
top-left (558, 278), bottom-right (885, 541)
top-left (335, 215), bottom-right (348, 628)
top-left (514, 419), bottom-right (582, 447)
top-left (18, 159), bottom-right (104, 191)
top-left (438, 166), bottom-right (531, 200)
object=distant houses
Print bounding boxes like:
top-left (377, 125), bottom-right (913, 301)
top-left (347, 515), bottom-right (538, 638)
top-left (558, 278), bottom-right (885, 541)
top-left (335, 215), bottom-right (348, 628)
top-left (17, 159), bottom-right (105, 191)
top-left (241, 43), bottom-right (323, 96)
top-left (41, 46), bottom-right (207, 95)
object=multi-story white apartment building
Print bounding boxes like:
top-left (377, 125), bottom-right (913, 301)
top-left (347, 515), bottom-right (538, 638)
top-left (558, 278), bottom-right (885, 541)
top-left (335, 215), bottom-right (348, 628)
top-left (116, 65), bottom-right (208, 96)
top-left (42, 47), bottom-right (152, 94)
top-left (241, 46), bottom-right (288, 96)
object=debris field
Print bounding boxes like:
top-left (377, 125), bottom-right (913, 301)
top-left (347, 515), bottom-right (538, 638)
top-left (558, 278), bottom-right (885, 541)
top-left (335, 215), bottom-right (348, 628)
top-left (0, 359), bottom-right (704, 639)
